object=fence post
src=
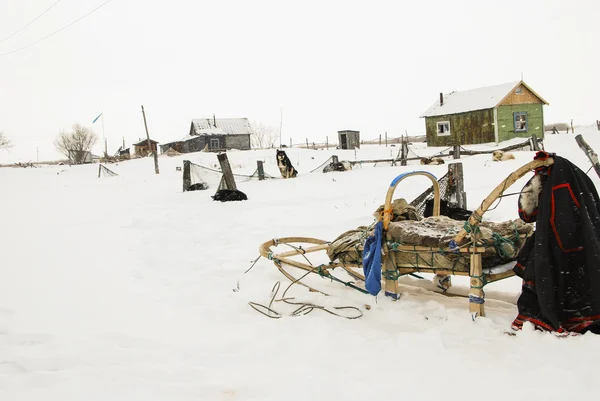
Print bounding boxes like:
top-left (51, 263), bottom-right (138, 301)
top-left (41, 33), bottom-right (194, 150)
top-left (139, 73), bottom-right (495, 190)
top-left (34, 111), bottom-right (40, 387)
top-left (401, 137), bottom-right (408, 166)
top-left (575, 134), bottom-right (600, 179)
top-left (98, 164), bottom-right (102, 178)
top-left (217, 153), bottom-right (237, 190)
top-left (306, 138), bottom-right (309, 149)
top-left (529, 134), bottom-right (540, 151)
top-left (257, 160), bottom-right (265, 180)
top-left (182, 160), bottom-right (191, 191)
top-left (448, 162), bottom-right (467, 209)
top-left (326, 136), bottom-right (328, 149)
top-left (453, 145), bottom-right (461, 159)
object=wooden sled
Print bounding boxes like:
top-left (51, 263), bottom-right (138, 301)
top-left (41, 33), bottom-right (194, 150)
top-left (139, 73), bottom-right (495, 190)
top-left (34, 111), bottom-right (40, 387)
top-left (259, 157), bottom-right (554, 317)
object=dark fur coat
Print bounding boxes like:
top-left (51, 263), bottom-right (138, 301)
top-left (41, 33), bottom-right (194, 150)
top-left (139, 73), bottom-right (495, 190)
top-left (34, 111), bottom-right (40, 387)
top-left (512, 152), bottom-right (600, 334)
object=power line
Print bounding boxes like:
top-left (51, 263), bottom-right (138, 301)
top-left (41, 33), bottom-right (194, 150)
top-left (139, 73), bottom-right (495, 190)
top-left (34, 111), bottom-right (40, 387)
top-left (0, 0), bottom-right (114, 57)
top-left (0, 0), bottom-right (63, 45)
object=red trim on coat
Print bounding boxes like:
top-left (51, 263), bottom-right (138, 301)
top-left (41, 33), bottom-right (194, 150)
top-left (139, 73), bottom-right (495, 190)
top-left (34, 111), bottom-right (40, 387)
top-left (550, 183), bottom-right (584, 252)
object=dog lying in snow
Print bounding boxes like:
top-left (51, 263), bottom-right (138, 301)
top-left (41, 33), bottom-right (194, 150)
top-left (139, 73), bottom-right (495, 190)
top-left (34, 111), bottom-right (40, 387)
top-left (276, 149), bottom-right (298, 178)
top-left (492, 150), bottom-right (515, 162)
top-left (323, 160), bottom-right (352, 173)
top-left (420, 157), bottom-right (445, 165)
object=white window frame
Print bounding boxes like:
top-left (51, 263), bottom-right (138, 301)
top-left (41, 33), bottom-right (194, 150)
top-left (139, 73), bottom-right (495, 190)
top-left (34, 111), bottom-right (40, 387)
top-left (437, 121), bottom-right (451, 137)
top-left (209, 138), bottom-right (220, 150)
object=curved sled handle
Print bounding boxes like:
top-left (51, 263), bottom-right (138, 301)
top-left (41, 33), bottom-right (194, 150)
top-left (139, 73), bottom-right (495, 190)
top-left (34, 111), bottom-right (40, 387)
top-left (382, 171), bottom-right (440, 230)
top-left (452, 157), bottom-right (554, 246)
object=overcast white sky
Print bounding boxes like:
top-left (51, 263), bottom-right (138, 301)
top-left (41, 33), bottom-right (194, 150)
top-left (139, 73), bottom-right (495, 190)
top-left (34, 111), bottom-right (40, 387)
top-left (0, 0), bottom-right (598, 162)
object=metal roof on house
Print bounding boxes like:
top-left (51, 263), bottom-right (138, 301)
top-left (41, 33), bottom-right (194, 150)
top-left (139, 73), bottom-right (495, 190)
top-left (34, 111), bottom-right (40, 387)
top-left (420, 81), bottom-right (547, 118)
top-left (191, 118), bottom-right (253, 136)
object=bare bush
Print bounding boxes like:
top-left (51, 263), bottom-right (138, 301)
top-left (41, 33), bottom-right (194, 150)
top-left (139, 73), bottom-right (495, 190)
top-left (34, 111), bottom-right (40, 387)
top-left (54, 123), bottom-right (98, 164)
top-left (0, 132), bottom-right (12, 150)
top-left (250, 121), bottom-right (279, 149)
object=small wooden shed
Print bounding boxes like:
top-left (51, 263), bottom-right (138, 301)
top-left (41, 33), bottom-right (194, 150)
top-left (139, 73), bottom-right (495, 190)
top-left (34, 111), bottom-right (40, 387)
top-left (133, 139), bottom-right (159, 157)
top-left (338, 130), bottom-right (360, 149)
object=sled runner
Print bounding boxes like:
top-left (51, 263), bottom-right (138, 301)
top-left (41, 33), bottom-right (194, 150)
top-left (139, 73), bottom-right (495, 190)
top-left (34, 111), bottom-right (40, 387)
top-left (258, 157), bottom-right (554, 317)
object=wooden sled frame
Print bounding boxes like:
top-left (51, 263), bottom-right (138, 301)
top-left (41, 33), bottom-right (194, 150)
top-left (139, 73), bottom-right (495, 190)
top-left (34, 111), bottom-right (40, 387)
top-left (259, 157), bottom-right (554, 317)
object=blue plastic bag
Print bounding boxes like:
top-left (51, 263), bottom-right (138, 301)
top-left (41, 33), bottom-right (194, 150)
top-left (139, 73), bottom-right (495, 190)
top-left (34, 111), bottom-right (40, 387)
top-left (362, 221), bottom-right (383, 296)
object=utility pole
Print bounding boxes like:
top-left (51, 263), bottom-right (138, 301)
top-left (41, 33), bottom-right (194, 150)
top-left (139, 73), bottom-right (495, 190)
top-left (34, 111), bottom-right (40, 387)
top-left (279, 107), bottom-right (283, 148)
top-left (141, 105), bottom-right (159, 174)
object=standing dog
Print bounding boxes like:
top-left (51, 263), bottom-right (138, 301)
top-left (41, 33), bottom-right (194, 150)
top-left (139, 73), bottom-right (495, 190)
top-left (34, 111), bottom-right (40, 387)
top-left (276, 149), bottom-right (298, 178)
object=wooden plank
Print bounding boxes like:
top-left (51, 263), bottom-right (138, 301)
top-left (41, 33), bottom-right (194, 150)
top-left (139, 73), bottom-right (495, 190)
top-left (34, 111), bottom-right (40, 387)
top-left (217, 153), bottom-right (237, 190)
top-left (257, 160), bottom-right (265, 180)
top-left (448, 162), bottom-right (467, 209)
top-left (469, 253), bottom-right (485, 317)
top-left (575, 134), bottom-right (600, 179)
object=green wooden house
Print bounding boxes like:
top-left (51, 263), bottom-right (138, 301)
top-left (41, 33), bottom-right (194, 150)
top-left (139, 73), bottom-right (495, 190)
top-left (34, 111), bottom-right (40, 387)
top-left (420, 81), bottom-right (549, 146)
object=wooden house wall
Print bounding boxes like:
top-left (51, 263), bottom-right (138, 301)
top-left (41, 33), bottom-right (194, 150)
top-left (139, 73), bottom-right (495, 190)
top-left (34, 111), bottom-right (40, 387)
top-left (499, 83), bottom-right (544, 106)
top-left (425, 109), bottom-right (495, 146)
top-left (496, 103), bottom-right (544, 142)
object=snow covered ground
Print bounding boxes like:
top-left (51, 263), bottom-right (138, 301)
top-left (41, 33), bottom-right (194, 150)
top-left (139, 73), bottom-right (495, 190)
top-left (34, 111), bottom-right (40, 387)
top-left (1, 127), bottom-right (600, 400)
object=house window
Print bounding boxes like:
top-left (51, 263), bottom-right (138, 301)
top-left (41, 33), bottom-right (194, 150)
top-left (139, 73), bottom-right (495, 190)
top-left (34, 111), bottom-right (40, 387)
top-left (515, 87), bottom-right (523, 95)
top-left (437, 121), bottom-right (451, 136)
top-left (209, 138), bottom-right (220, 150)
top-left (514, 112), bottom-right (528, 132)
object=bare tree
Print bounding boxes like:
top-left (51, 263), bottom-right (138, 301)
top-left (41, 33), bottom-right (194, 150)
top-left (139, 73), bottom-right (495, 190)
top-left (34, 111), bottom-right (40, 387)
top-left (251, 121), bottom-right (279, 149)
top-left (54, 123), bottom-right (98, 164)
top-left (0, 132), bottom-right (12, 150)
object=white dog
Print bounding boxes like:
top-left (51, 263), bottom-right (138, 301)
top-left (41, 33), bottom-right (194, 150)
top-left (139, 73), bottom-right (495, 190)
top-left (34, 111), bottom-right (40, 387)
top-left (492, 150), bottom-right (515, 162)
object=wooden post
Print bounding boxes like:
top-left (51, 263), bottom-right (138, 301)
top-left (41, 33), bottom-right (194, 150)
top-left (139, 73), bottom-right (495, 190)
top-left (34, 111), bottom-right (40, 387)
top-left (575, 134), bottom-right (600, 179)
top-left (400, 137), bottom-right (408, 166)
top-left (453, 145), bottom-right (461, 159)
top-left (182, 160), bottom-right (191, 191)
top-left (383, 236), bottom-right (400, 300)
top-left (257, 160), bottom-right (265, 180)
top-left (571, 119), bottom-right (574, 134)
top-left (385, 131), bottom-right (388, 147)
top-left (98, 164), bottom-right (102, 178)
top-left (448, 162), bottom-right (467, 209)
top-left (306, 138), bottom-right (309, 149)
top-left (379, 135), bottom-right (381, 146)
top-left (332, 155), bottom-right (339, 164)
top-left (529, 134), bottom-right (540, 151)
top-left (289, 138), bottom-right (292, 148)
top-left (326, 136), bottom-right (328, 150)
top-left (217, 153), bottom-right (237, 190)
top-left (469, 250), bottom-right (485, 318)
top-left (141, 105), bottom-right (159, 174)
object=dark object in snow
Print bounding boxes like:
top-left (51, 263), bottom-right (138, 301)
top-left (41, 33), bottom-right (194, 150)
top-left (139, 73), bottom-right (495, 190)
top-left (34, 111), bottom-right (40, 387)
top-left (424, 198), bottom-right (473, 221)
top-left (212, 189), bottom-right (247, 202)
top-left (187, 182), bottom-right (209, 191)
top-left (512, 151), bottom-right (600, 335)
top-left (323, 161), bottom-right (352, 173)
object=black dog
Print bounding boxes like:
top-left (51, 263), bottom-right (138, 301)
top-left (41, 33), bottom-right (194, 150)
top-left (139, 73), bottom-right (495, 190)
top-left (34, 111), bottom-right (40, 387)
top-left (212, 189), bottom-right (248, 202)
top-left (276, 150), bottom-right (298, 179)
